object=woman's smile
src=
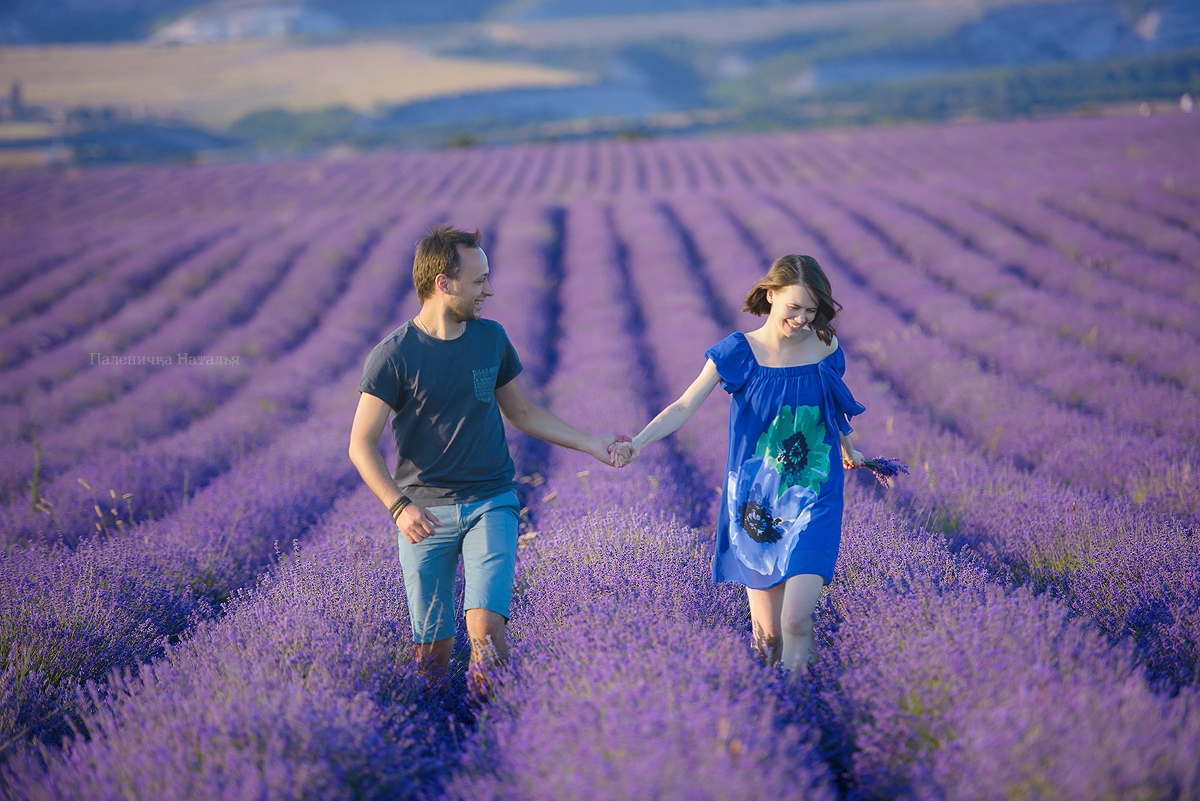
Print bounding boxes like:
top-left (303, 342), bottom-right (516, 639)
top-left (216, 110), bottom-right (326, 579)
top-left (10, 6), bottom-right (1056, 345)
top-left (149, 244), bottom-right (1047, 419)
top-left (783, 317), bottom-right (808, 334)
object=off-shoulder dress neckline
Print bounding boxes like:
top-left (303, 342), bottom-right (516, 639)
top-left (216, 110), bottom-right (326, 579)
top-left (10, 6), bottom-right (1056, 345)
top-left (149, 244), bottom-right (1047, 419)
top-left (735, 331), bottom-right (840, 373)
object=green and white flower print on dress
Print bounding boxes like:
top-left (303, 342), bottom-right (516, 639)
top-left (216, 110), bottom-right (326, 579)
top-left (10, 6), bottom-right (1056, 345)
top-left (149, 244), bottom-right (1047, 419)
top-left (753, 404), bottom-right (831, 494)
top-left (726, 457), bottom-right (817, 576)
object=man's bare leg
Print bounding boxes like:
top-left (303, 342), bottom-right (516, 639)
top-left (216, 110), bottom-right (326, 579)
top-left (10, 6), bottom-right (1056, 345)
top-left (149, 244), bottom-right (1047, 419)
top-left (465, 608), bottom-right (509, 699)
top-left (415, 636), bottom-right (454, 678)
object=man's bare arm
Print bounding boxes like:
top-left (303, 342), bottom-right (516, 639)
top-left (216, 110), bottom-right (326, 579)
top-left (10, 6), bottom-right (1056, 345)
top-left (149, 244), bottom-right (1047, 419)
top-left (348, 392), bottom-right (441, 542)
top-left (495, 375), bottom-right (623, 466)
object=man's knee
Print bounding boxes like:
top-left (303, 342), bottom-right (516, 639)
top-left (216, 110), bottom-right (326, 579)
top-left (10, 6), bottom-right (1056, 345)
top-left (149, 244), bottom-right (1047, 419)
top-left (466, 608), bottom-right (509, 664)
top-left (466, 607), bottom-right (507, 639)
top-left (467, 606), bottom-right (505, 621)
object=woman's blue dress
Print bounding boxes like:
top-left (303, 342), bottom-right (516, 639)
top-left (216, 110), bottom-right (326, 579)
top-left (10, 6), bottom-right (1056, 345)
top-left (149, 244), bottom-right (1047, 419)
top-left (705, 332), bottom-right (865, 588)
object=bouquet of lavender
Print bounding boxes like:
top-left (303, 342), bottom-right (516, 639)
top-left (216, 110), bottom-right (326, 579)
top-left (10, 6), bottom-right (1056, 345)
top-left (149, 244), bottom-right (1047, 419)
top-left (859, 456), bottom-right (910, 488)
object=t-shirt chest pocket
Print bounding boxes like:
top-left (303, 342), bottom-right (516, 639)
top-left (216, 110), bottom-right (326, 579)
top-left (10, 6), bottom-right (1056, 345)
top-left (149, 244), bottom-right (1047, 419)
top-left (472, 365), bottom-right (499, 403)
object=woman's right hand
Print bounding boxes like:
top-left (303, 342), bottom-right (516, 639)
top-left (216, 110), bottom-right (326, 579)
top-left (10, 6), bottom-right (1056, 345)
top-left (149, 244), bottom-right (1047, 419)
top-left (612, 435), bottom-right (644, 468)
top-left (396, 502), bottom-right (442, 544)
top-left (612, 440), bottom-right (639, 467)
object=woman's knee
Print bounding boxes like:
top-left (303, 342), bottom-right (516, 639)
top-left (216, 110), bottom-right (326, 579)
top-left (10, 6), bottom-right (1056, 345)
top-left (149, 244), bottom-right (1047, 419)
top-left (780, 607), bottom-right (814, 639)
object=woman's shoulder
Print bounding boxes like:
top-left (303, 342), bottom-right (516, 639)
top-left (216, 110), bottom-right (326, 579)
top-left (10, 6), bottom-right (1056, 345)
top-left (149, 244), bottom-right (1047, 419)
top-left (705, 331), bottom-right (756, 392)
top-left (822, 334), bottom-right (847, 371)
top-left (708, 331), bottom-right (751, 358)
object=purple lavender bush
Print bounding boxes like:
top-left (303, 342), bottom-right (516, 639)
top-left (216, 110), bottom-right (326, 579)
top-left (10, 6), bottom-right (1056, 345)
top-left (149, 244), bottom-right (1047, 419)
top-left (2, 491), bottom-right (463, 801)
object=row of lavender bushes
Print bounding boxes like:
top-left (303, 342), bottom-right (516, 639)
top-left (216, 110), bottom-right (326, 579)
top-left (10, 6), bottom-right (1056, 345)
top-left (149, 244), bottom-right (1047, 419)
top-left (0, 219), bottom-right (238, 371)
top-left (4, 112), bottom-right (1188, 243)
top-left (2, 488), bottom-right (464, 800)
top-left (1, 113), bottom-right (1197, 796)
top-left (0, 221), bottom-right (283, 409)
top-left (817, 182), bottom-right (1200, 421)
top-left (6, 191), bottom-right (1198, 797)
top-left (869, 176), bottom-right (1200, 390)
top-left (0, 211), bottom-right (399, 543)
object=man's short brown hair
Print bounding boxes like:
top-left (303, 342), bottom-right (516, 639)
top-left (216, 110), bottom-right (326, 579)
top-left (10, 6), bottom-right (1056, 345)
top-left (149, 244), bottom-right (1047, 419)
top-left (413, 225), bottom-right (482, 302)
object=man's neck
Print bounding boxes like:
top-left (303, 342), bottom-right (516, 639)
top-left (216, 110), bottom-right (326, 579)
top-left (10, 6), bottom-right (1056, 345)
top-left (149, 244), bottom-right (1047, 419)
top-left (414, 306), bottom-right (466, 340)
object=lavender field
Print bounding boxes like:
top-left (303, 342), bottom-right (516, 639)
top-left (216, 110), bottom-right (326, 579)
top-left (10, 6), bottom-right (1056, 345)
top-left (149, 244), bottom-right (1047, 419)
top-left (1, 112), bottom-right (1198, 799)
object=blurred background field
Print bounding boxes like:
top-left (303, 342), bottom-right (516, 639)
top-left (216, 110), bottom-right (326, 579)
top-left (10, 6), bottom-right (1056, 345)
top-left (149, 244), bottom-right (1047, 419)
top-left (0, 41), bottom-right (582, 129)
top-left (0, 0), bottom-right (1198, 164)
top-left (1, 2), bottom-right (1199, 798)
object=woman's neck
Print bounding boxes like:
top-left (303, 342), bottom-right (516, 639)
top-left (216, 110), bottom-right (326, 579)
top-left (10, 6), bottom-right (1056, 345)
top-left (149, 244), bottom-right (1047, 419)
top-left (759, 323), bottom-right (813, 351)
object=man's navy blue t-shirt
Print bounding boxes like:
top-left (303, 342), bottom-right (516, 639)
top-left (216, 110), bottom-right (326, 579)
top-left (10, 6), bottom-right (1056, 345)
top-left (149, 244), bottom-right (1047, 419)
top-left (358, 319), bottom-right (522, 505)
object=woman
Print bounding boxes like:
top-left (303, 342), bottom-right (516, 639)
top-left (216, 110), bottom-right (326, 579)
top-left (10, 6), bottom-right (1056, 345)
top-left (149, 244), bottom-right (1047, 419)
top-left (623, 254), bottom-right (865, 673)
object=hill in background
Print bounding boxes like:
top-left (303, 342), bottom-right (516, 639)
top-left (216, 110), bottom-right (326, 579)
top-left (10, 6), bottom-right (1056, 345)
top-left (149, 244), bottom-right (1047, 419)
top-left (0, 0), bottom-right (1197, 163)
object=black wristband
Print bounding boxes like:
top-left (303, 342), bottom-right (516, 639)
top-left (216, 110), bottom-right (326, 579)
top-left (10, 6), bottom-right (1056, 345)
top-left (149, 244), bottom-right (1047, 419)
top-left (388, 495), bottom-right (411, 518)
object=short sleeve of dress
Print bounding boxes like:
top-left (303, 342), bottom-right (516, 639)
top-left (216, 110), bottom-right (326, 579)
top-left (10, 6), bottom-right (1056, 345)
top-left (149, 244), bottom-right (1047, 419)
top-left (704, 333), bottom-right (756, 394)
top-left (819, 346), bottom-right (866, 436)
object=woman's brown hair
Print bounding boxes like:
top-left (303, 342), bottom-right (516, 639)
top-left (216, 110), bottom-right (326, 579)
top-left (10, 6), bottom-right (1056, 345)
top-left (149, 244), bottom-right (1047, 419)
top-left (743, 254), bottom-right (841, 345)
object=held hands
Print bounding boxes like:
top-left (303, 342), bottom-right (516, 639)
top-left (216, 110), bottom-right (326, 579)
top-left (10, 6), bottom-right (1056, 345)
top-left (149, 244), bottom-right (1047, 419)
top-left (611, 438), bottom-right (639, 468)
top-left (591, 433), bottom-right (635, 468)
top-left (606, 432), bottom-right (640, 469)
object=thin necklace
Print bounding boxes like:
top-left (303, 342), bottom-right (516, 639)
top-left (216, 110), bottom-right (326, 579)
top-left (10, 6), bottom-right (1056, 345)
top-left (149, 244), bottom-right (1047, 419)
top-left (415, 315), bottom-right (463, 338)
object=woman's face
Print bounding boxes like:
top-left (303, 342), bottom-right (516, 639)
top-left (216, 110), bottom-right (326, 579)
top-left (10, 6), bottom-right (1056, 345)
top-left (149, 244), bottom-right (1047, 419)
top-left (766, 283), bottom-right (818, 338)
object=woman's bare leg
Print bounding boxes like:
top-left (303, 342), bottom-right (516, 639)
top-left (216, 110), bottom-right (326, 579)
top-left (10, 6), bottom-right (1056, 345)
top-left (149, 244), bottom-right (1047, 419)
top-left (779, 574), bottom-right (825, 673)
top-left (746, 584), bottom-right (785, 666)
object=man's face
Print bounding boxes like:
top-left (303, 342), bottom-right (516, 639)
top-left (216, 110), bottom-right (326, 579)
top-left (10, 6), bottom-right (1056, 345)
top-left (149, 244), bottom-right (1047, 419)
top-left (443, 246), bottom-right (493, 322)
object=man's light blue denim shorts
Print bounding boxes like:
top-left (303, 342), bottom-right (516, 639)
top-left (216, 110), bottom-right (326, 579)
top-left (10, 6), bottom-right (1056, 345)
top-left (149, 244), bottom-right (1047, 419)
top-left (396, 490), bottom-right (520, 644)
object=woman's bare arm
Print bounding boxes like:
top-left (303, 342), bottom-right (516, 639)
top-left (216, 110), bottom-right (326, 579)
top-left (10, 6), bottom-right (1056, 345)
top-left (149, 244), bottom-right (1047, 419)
top-left (628, 359), bottom-right (722, 462)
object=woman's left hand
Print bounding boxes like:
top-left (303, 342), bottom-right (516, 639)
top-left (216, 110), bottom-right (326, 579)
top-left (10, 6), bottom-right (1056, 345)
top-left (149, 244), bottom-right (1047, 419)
top-left (843, 448), bottom-right (864, 469)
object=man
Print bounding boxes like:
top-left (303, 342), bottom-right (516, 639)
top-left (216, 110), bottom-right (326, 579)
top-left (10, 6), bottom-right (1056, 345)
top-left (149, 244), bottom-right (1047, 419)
top-left (349, 224), bottom-right (625, 690)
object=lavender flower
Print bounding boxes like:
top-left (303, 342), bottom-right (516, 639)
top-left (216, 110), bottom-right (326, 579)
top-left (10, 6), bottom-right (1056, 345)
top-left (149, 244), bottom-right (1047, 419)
top-left (860, 456), bottom-right (910, 487)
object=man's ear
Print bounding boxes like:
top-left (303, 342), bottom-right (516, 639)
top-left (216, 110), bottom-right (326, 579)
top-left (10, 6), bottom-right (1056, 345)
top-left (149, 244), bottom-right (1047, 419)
top-left (435, 273), bottom-right (450, 294)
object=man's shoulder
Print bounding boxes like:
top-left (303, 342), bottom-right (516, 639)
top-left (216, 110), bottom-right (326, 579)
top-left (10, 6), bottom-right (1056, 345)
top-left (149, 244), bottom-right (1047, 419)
top-left (472, 318), bottom-right (516, 348)
top-left (474, 318), bottom-right (508, 337)
top-left (371, 322), bottom-right (417, 354)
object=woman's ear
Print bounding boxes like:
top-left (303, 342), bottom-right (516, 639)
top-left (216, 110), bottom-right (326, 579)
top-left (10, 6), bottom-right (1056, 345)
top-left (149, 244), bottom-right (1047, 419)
top-left (765, 288), bottom-right (774, 306)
